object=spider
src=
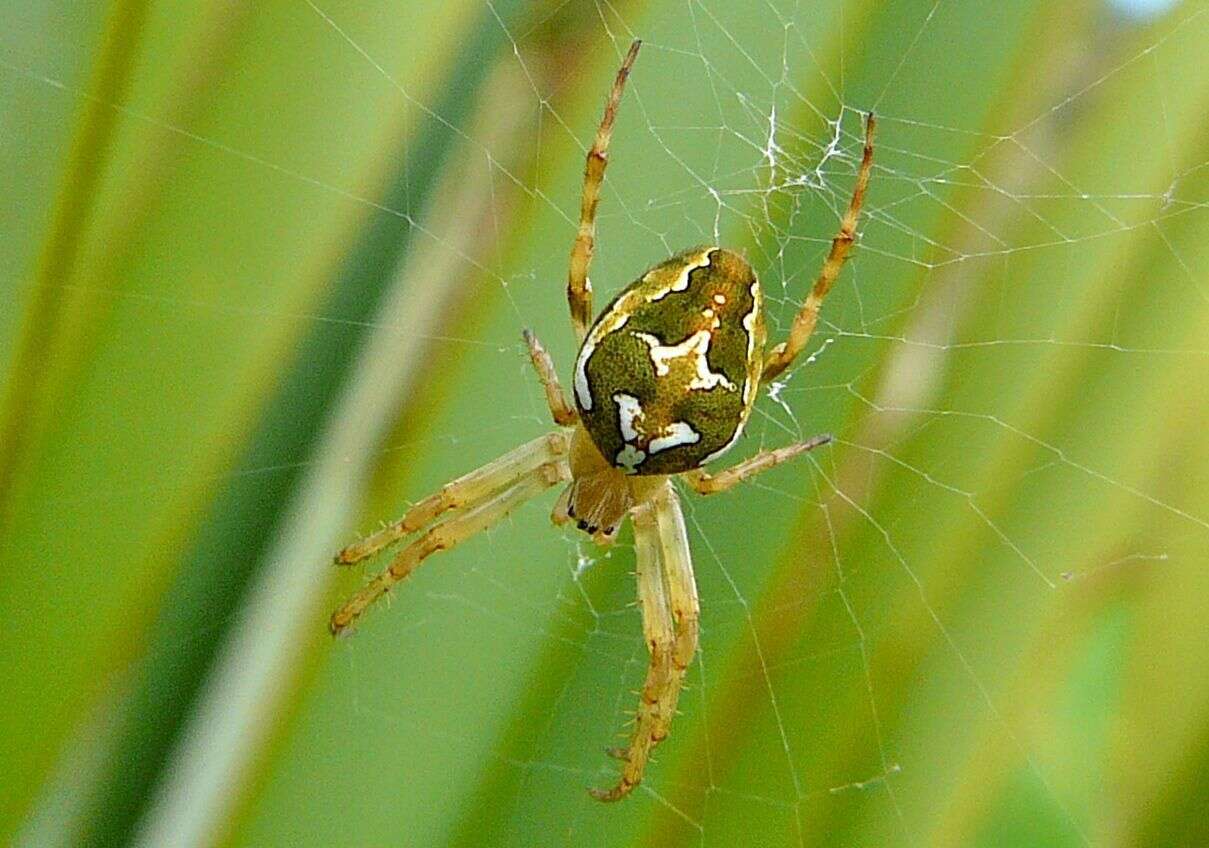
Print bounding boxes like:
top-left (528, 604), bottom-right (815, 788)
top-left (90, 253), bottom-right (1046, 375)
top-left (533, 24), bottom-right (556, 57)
top-left (330, 39), bottom-right (875, 802)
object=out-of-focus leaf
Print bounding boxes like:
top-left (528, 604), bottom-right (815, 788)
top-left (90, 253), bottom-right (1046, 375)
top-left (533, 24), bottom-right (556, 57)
top-left (6, 1), bottom-right (1209, 847)
top-left (2, 0), bottom-right (506, 842)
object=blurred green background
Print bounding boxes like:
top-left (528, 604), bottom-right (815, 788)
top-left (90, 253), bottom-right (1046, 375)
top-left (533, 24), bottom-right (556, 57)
top-left (3, 0), bottom-right (1208, 846)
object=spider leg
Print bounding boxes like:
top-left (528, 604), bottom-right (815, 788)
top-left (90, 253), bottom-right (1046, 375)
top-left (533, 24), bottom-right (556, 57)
top-left (567, 39), bottom-right (642, 342)
top-left (652, 482), bottom-right (699, 741)
top-left (522, 329), bottom-right (577, 426)
top-left (762, 112), bottom-right (875, 383)
top-left (685, 433), bottom-right (832, 495)
top-left (591, 482), bottom-right (698, 802)
top-left (591, 492), bottom-right (674, 801)
top-left (335, 432), bottom-right (568, 565)
top-left (331, 457), bottom-right (570, 634)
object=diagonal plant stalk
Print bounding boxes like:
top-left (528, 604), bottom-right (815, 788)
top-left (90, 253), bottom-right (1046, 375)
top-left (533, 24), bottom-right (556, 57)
top-left (130, 26), bottom-right (540, 848)
top-left (0, 0), bottom-right (150, 541)
top-left (57, 3), bottom-right (530, 846)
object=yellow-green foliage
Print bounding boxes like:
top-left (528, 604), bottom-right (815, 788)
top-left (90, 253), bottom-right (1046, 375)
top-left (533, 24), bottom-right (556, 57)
top-left (2, 1), bottom-right (1207, 846)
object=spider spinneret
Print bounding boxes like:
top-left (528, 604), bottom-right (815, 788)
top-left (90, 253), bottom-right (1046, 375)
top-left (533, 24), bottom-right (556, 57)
top-left (329, 38), bottom-right (875, 803)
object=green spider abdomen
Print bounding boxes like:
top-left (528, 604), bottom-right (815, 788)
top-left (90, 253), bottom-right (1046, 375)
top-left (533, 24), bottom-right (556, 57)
top-left (573, 246), bottom-right (766, 475)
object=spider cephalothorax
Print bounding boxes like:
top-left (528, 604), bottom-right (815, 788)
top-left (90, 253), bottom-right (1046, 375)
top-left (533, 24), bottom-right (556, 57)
top-left (330, 39), bottom-right (875, 802)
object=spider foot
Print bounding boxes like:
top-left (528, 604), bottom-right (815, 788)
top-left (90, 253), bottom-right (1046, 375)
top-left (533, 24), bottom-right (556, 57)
top-left (588, 775), bottom-right (639, 803)
top-left (333, 544), bottom-right (364, 566)
top-left (591, 739), bottom-right (653, 801)
top-left (329, 611), bottom-right (353, 637)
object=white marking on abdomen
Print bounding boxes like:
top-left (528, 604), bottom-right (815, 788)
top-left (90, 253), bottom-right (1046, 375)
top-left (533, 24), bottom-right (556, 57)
top-left (612, 393), bottom-right (649, 473)
top-left (648, 422), bottom-right (700, 454)
top-left (648, 248), bottom-right (714, 301)
top-left (576, 249), bottom-right (717, 411)
top-left (574, 312), bottom-right (630, 410)
top-left (741, 280), bottom-right (761, 405)
top-left (615, 444), bottom-right (646, 473)
top-left (610, 391), bottom-right (700, 470)
top-left (634, 329), bottom-right (737, 392)
top-left (612, 392), bottom-right (644, 441)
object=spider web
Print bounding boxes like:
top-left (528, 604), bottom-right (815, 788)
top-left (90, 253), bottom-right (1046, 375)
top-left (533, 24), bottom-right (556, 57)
top-left (8, 0), bottom-right (1208, 846)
